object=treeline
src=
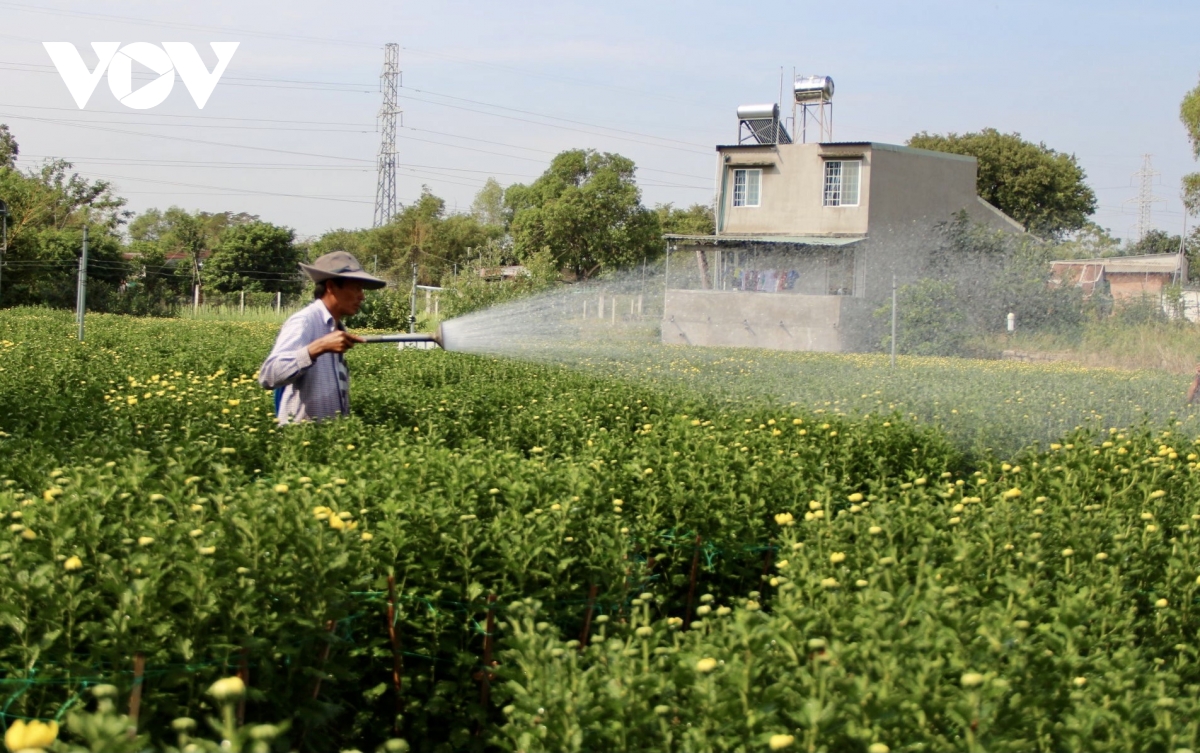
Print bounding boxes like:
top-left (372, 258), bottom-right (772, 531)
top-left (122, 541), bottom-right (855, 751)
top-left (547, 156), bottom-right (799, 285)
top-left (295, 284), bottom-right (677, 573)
top-left (0, 124), bottom-right (713, 318)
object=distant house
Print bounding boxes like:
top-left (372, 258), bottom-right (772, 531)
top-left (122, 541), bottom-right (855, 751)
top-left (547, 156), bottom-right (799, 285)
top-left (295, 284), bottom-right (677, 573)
top-left (664, 121), bottom-right (1022, 352)
top-left (1049, 253), bottom-right (1187, 301)
top-left (478, 265), bottom-right (528, 281)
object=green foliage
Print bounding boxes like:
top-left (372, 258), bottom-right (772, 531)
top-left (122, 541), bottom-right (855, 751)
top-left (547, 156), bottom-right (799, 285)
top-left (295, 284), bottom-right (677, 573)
top-left (1181, 77), bottom-right (1200, 216)
top-left (1051, 222), bottom-right (1123, 260)
top-left (0, 154), bottom-right (128, 309)
top-left (500, 428), bottom-right (1200, 752)
top-left (0, 123), bottom-right (17, 169)
top-left (656, 203), bottom-right (715, 236)
top-left (347, 287), bottom-right (415, 330)
top-left (203, 222), bottom-right (302, 295)
top-left (4, 310), bottom-right (1200, 751)
top-left (1129, 229), bottom-right (1182, 257)
top-left (508, 150), bottom-right (662, 279)
top-left (0, 309), bottom-right (958, 751)
top-left (437, 247), bottom-right (560, 319)
top-left (908, 129), bottom-right (1097, 238)
top-left (309, 187), bottom-right (503, 289)
top-left (470, 177), bottom-right (506, 228)
top-left (876, 215), bottom-right (1087, 356)
top-left (876, 278), bottom-right (968, 356)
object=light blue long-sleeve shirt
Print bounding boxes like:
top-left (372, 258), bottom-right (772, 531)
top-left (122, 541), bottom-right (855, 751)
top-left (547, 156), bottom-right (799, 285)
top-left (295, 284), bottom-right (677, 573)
top-left (258, 299), bottom-right (350, 425)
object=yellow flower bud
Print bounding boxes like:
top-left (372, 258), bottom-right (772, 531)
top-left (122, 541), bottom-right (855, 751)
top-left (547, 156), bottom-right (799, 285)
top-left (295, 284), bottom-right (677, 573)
top-left (208, 676), bottom-right (246, 701)
top-left (5, 719), bottom-right (59, 753)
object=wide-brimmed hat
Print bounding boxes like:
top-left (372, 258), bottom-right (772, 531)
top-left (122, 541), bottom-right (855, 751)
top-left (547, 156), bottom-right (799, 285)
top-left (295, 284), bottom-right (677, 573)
top-left (300, 251), bottom-right (387, 290)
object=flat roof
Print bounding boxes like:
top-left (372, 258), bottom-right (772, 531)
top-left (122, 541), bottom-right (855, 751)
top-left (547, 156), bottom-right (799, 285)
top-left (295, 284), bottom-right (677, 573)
top-left (664, 233), bottom-right (865, 246)
top-left (714, 141), bottom-right (977, 163)
top-left (1051, 253), bottom-right (1183, 274)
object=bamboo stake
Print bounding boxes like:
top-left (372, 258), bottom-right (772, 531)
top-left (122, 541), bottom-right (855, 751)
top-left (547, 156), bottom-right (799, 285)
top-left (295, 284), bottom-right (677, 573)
top-left (128, 653), bottom-right (145, 735)
top-left (311, 620), bottom-right (335, 700)
top-left (579, 584), bottom-right (599, 649)
top-left (683, 535), bottom-right (703, 629)
top-left (237, 646), bottom-right (249, 726)
top-left (479, 594), bottom-right (496, 708)
top-left (386, 575), bottom-right (404, 734)
top-left (474, 594), bottom-right (497, 736)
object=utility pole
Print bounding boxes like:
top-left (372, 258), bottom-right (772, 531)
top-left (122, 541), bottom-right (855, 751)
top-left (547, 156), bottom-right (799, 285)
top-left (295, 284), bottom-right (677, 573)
top-left (1128, 154), bottom-right (1167, 242)
top-left (373, 43), bottom-right (401, 227)
top-left (76, 226), bottom-right (88, 342)
top-left (409, 262), bottom-right (417, 333)
top-left (0, 199), bottom-right (7, 307)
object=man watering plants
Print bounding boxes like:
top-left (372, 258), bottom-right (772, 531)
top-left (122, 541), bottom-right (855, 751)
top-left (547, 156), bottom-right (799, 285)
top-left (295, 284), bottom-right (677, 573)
top-left (258, 251), bottom-right (387, 425)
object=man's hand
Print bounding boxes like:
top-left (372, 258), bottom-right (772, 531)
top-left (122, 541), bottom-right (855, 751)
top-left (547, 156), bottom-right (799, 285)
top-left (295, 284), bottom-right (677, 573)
top-left (307, 331), bottom-right (365, 359)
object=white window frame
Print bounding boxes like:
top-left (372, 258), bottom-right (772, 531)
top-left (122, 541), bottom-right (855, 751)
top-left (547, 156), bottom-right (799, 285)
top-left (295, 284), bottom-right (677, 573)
top-left (732, 168), bottom-right (761, 208)
top-left (823, 160), bottom-right (861, 207)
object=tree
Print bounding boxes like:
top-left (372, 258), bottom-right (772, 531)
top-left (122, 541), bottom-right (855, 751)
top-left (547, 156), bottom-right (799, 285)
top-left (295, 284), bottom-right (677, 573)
top-left (203, 221), bottom-right (302, 294)
top-left (1128, 229), bottom-right (1182, 257)
top-left (1051, 222), bottom-right (1122, 260)
top-left (507, 149), bottom-right (661, 279)
top-left (310, 187), bottom-right (503, 288)
top-left (908, 129), bottom-right (1097, 238)
top-left (1181, 77), bottom-right (1200, 216)
top-left (470, 178), bottom-right (506, 228)
top-left (0, 154), bottom-right (128, 308)
top-left (127, 207), bottom-right (260, 298)
top-left (656, 203), bottom-right (715, 236)
top-left (0, 124), bottom-right (17, 169)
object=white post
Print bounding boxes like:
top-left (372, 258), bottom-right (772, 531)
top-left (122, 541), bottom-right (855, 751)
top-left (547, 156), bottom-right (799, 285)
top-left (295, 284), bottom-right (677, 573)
top-left (637, 294), bottom-right (643, 317)
top-left (598, 294), bottom-right (604, 320)
top-left (276, 291), bottom-right (281, 312)
top-left (193, 283), bottom-right (200, 315)
top-left (1007, 312), bottom-right (1015, 334)
top-left (76, 226), bottom-right (88, 341)
top-left (890, 275), bottom-right (897, 369)
top-left (239, 290), bottom-right (245, 314)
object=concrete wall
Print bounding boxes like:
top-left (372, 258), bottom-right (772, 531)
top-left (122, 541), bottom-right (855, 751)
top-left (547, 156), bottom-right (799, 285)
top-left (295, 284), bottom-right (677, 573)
top-left (716, 141), bottom-right (1023, 238)
top-left (1109, 273), bottom-right (1173, 301)
top-left (864, 144), bottom-right (995, 231)
top-left (662, 289), bottom-right (844, 352)
top-left (718, 143), bottom-right (870, 236)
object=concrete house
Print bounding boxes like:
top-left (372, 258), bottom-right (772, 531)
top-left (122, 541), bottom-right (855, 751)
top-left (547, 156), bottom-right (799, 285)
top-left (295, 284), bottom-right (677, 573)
top-left (663, 84), bottom-right (1022, 352)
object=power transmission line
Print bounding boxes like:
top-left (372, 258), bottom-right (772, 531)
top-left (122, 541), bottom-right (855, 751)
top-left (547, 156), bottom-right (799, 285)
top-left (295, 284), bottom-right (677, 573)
top-left (1126, 154), bottom-right (1168, 241)
top-left (374, 43), bottom-right (401, 227)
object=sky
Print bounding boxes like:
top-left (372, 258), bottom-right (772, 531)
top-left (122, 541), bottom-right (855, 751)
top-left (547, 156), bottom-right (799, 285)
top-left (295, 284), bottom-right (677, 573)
top-left (1, 0), bottom-right (1197, 242)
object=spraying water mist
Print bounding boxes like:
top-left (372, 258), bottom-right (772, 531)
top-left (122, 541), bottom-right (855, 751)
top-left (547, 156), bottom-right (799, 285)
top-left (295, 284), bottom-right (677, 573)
top-left (379, 241), bottom-right (1198, 456)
